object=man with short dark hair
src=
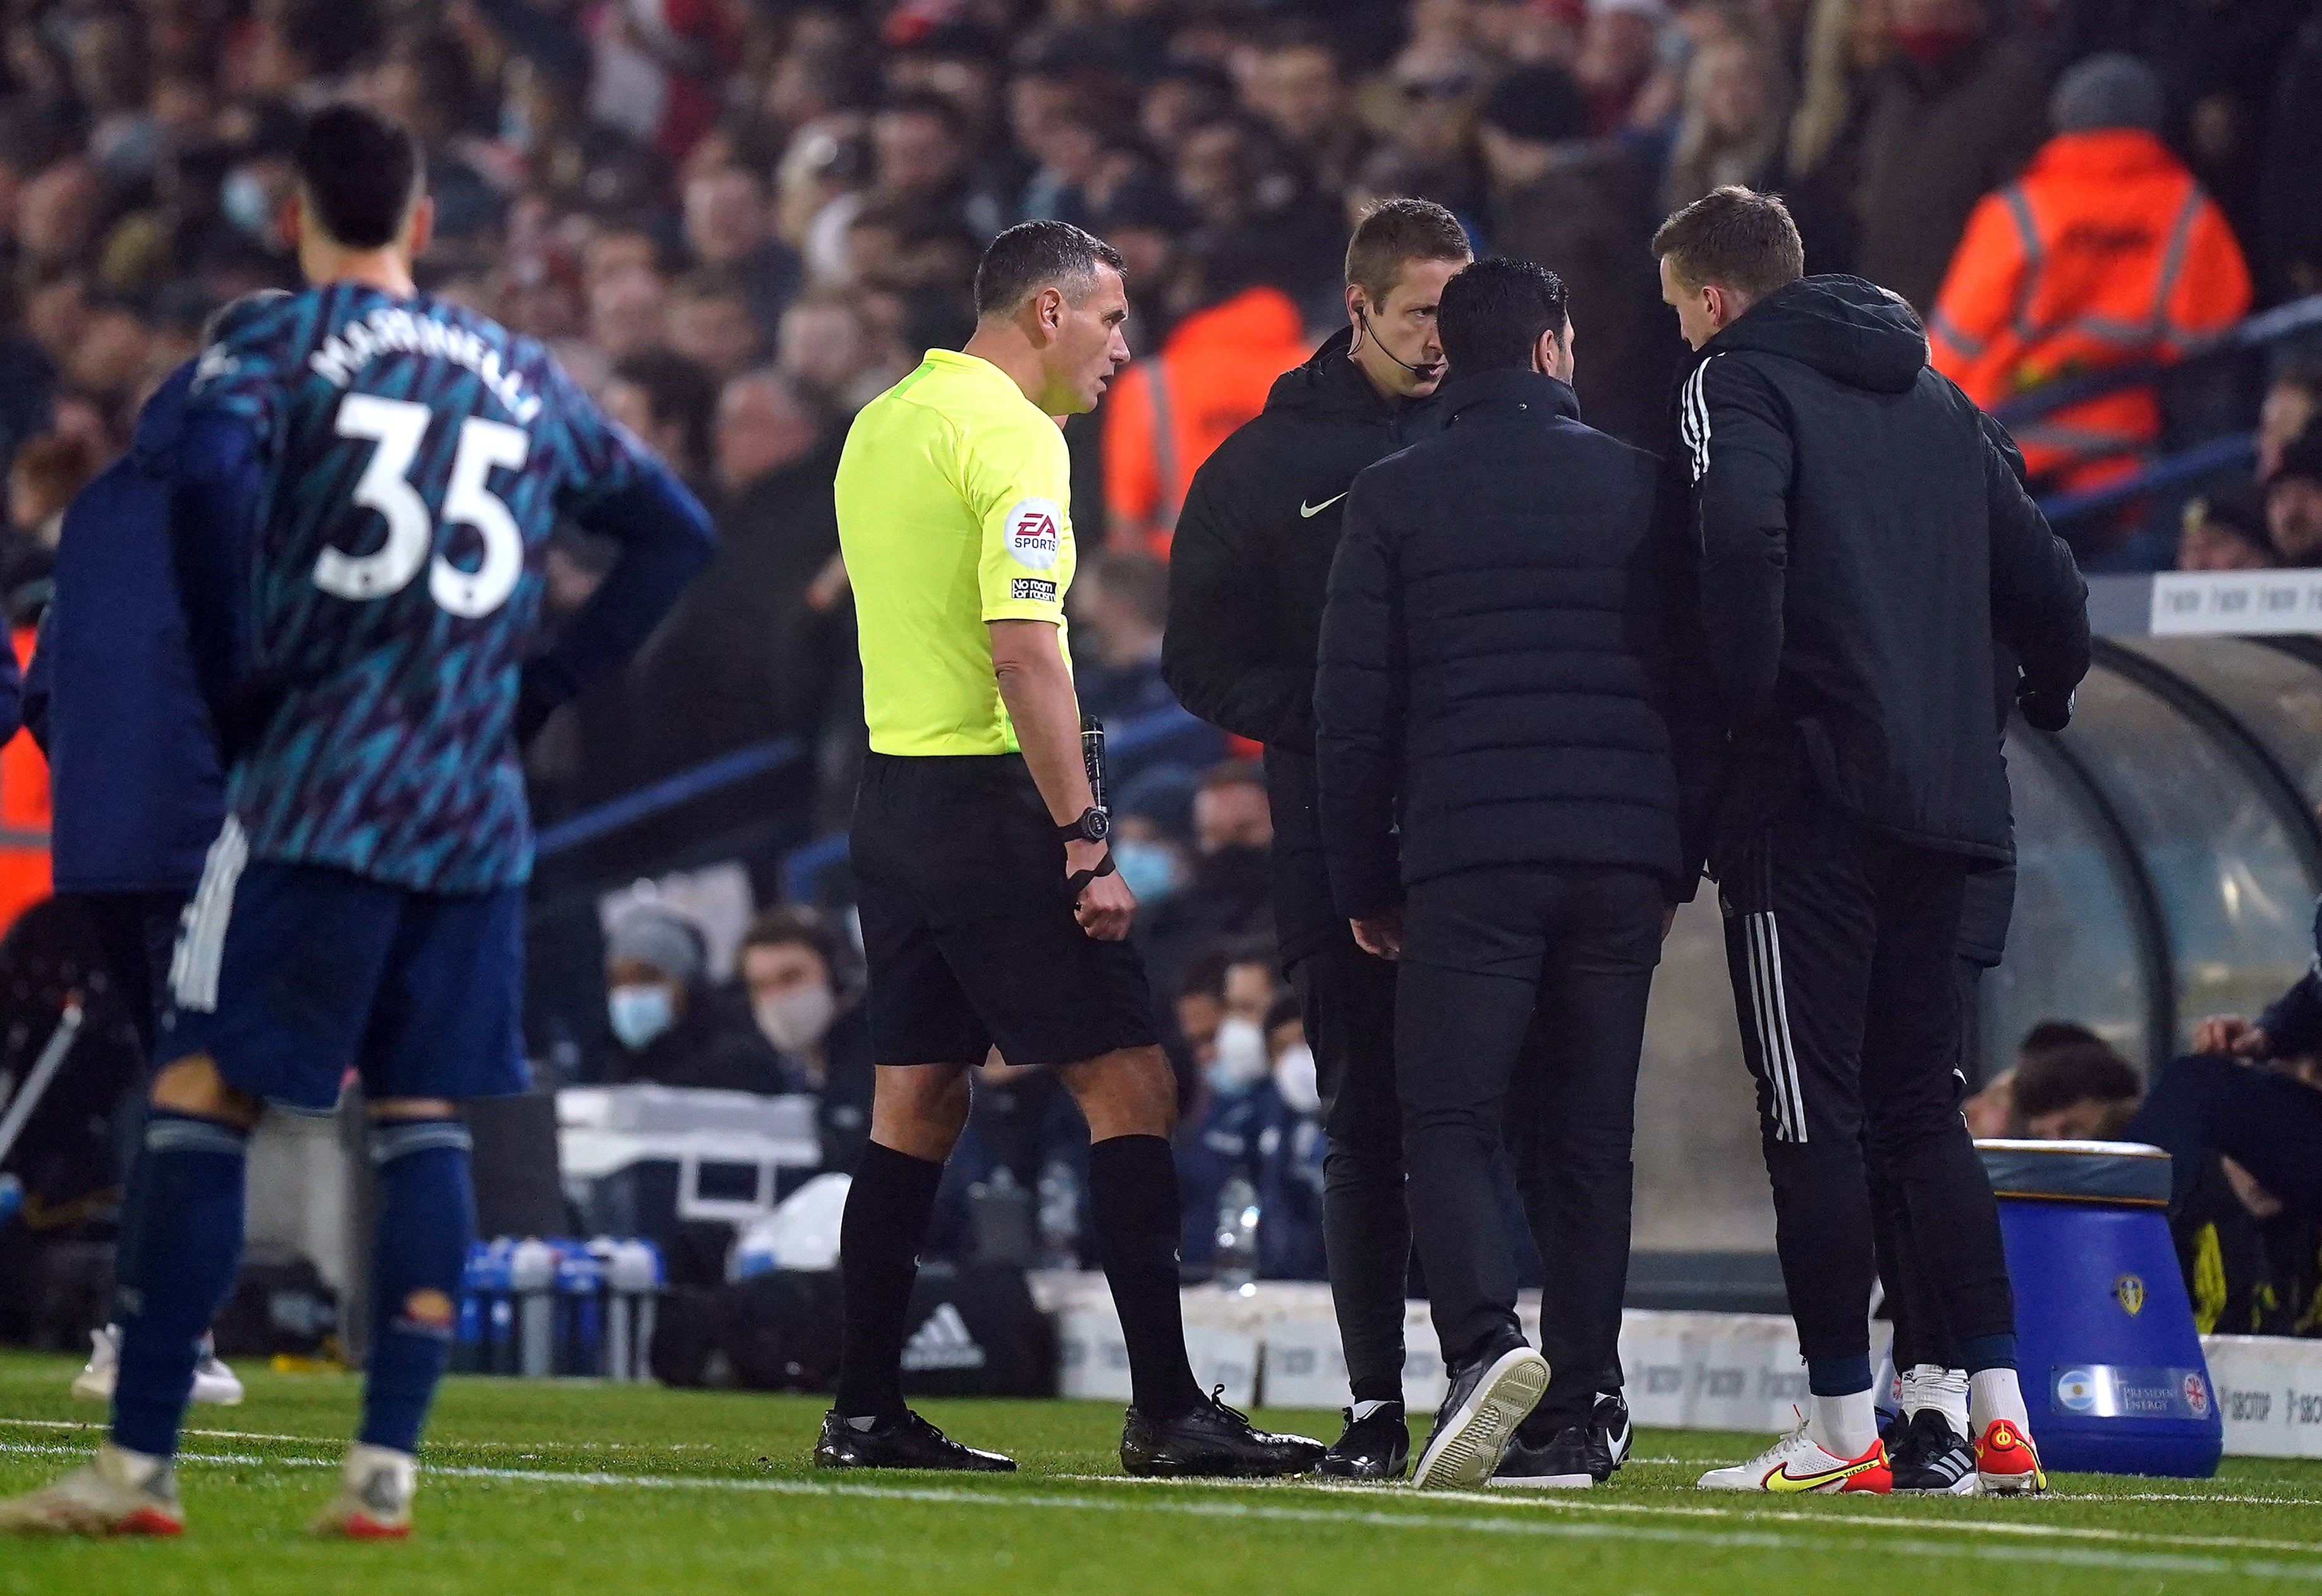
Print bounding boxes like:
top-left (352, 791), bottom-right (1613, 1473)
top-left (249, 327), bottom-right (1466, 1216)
top-left (828, 218), bottom-right (1322, 1479)
top-left (1653, 186), bottom-right (2090, 1497)
top-left (1317, 257), bottom-right (1714, 1490)
top-left (1, 101), bottom-right (714, 1537)
top-left (1162, 197), bottom-right (1471, 1479)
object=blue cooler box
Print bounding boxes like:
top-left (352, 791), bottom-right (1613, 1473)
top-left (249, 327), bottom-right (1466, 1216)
top-left (1979, 1139), bottom-right (2222, 1478)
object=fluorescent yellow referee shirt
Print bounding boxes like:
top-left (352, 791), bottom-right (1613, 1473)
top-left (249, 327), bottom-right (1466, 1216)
top-left (837, 348), bottom-right (1076, 757)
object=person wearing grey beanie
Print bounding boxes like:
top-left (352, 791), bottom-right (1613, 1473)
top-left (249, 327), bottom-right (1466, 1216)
top-left (603, 902), bottom-right (788, 1093)
top-left (2048, 52), bottom-right (2164, 136)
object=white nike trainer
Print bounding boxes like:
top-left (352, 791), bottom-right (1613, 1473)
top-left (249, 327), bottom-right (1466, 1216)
top-left (73, 1325), bottom-right (245, 1406)
top-left (1698, 1421), bottom-right (1892, 1494)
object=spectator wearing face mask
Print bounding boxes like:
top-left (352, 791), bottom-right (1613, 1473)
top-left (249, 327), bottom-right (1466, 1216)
top-left (738, 906), bottom-right (873, 1174)
top-left (1111, 765), bottom-right (1198, 916)
top-left (602, 903), bottom-right (787, 1093)
top-left (1258, 992), bottom-right (1327, 1280)
top-left (1176, 942), bottom-right (1282, 1270)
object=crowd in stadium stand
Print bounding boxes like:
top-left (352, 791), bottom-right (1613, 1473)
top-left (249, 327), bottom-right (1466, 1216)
top-left (4, 0), bottom-right (2322, 1301)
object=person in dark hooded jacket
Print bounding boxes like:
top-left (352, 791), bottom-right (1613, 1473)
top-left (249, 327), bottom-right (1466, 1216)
top-left (23, 292), bottom-right (287, 1054)
top-left (1653, 186), bottom-right (2088, 1498)
top-left (1160, 197), bottom-right (1471, 1480)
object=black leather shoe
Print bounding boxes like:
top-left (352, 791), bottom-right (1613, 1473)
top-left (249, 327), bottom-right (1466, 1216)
top-left (1121, 1388), bottom-right (1328, 1478)
top-left (1492, 1423), bottom-right (1596, 1489)
top-left (1586, 1393), bottom-right (1633, 1478)
top-left (1411, 1337), bottom-right (1548, 1491)
top-left (1318, 1404), bottom-right (1409, 1480)
top-left (814, 1409), bottom-right (1016, 1471)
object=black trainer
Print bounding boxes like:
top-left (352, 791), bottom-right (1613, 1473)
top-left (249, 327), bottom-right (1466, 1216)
top-left (1121, 1387), bottom-right (1328, 1478)
top-left (1586, 1392), bottom-right (1633, 1478)
top-left (813, 1409), bottom-right (1017, 1471)
top-left (1318, 1403), bottom-right (1409, 1480)
top-left (1491, 1423), bottom-right (1596, 1489)
top-left (1888, 1407), bottom-right (1976, 1495)
top-left (1411, 1337), bottom-right (1549, 1491)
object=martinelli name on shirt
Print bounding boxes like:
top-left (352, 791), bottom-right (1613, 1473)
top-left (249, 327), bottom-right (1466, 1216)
top-left (202, 303), bottom-right (542, 424)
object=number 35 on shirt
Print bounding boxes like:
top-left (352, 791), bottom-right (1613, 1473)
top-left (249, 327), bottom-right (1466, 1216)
top-left (320, 392), bottom-right (530, 619)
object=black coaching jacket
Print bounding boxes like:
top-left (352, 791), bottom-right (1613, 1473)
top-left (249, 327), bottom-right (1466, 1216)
top-left (1676, 275), bottom-right (2091, 869)
top-left (1313, 366), bottom-right (1723, 917)
top-left (1162, 327), bottom-right (1426, 968)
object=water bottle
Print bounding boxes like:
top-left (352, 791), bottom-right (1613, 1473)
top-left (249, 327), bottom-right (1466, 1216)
top-left (968, 1165), bottom-right (1034, 1266)
top-left (556, 1241), bottom-right (605, 1376)
top-left (1215, 1175), bottom-right (1260, 1291)
top-left (606, 1238), bottom-right (662, 1381)
top-left (1036, 1158), bottom-right (1081, 1270)
top-left (509, 1236), bottom-right (557, 1377)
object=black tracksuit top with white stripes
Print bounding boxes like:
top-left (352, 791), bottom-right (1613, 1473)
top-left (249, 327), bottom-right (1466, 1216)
top-left (1674, 274), bottom-right (2091, 869)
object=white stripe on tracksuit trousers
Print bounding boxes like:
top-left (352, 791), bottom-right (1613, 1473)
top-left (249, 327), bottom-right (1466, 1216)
top-left (1685, 355), bottom-right (1810, 1142)
top-left (1734, 843), bottom-right (1811, 1143)
top-left (169, 815), bottom-right (249, 1014)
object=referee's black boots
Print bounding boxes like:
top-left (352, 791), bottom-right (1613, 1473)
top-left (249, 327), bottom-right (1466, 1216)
top-left (1119, 1389), bottom-right (1328, 1478)
top-left (813, 1410), bottom-right (1016, 1472)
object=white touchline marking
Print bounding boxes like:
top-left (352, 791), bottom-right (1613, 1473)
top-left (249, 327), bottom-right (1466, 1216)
top-left (1, 1443), bottom-right (293, 1467)
top-left (7, 1439), bottom-right (2321, 1573)
top-left (1054, 1474), bottom-right (2322, 1548)
top-left (0, 1417), bottom-right (698, 1453)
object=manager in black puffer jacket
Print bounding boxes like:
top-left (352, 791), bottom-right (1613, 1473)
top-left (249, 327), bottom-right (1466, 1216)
top-left (1316, 259), bottom-right (1721, 1480)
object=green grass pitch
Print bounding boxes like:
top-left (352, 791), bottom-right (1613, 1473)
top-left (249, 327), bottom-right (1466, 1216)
top-left (3, 1349), bottom-right (2319, 1595)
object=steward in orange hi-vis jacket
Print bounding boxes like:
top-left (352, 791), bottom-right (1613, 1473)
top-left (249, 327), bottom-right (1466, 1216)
top-left (1928, 54), bottom-right (2250, 495)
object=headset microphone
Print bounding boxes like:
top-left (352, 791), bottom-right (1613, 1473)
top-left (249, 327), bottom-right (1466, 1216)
top-left (1356, 305), bottom-right (1443, 379)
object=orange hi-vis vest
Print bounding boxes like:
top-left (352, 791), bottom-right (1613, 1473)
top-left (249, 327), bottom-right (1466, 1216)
top-left (1928, 128), bottom-right (2250, 492)
top-left (0, 624), bottom-right (51, 932)
top-left (1103, 286), bottom-right (1315, 557)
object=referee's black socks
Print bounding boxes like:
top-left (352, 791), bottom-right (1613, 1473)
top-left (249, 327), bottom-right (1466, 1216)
top-left (1089, 1134), bottom-right (1206, 1422)
top-left (836, 1141), bottom-right (945, 1421)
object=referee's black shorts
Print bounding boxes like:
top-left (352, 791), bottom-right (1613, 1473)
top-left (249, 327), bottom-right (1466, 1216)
top-left (852, 752), bottom-right (1160, 1068)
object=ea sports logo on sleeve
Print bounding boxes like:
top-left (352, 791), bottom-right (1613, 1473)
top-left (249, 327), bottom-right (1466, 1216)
top-left (1006, 497), bottom-right (1064, 570)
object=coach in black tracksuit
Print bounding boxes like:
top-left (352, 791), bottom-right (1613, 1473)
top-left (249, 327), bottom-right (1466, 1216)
top-left (1162, 331), bottom-right (1426, 1435)
top-left (1163, 202), bottom-right (1477, 1476)
top-left (1316, 260), bottom-right (1720, 1480)
top-left (1656, 188), bottom-right (2089, 1465)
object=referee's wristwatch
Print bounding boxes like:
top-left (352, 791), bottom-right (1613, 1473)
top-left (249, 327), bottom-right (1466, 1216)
top-left (1058, 808), bottom-right (1110, 844)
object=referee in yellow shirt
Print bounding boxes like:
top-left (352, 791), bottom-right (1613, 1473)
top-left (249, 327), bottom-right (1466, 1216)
top-left (814, 221), bottom-right (1325, 1478)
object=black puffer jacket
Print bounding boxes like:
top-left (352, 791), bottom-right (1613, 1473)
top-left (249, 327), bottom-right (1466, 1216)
top-left (1162, 328), bottom-right (1427, 966)
top-left (1679, 275), bottom-right (2091, 867)
top-left (1315, 367), bottom-right (1719, 914)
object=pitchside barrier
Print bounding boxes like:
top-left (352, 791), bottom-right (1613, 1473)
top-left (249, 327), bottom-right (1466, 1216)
top-left (1031, 1273), bottom-right (2322, 1462)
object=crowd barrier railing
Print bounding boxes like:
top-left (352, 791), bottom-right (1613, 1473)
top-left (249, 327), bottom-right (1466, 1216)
top-left (1992, 293), bottom-right (2322, 430)
top-left (534, 736), bottom-right (805, 860)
